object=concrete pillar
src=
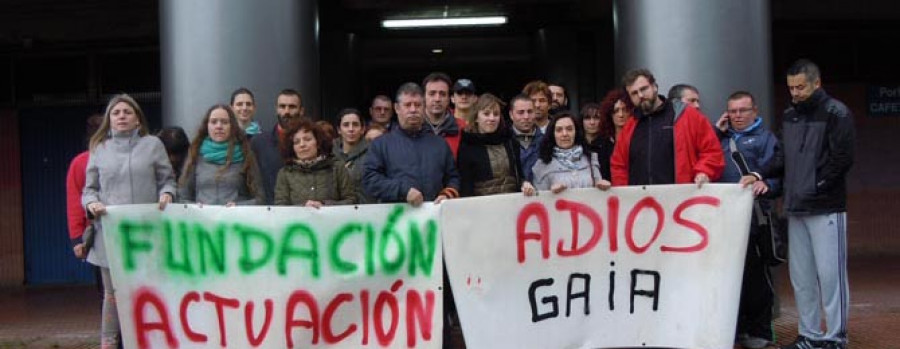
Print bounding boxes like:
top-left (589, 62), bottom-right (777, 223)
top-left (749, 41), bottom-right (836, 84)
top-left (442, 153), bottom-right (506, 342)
top-left (160, 0), bottom-right (319, 134)
top-left (613, 0), bottom-right (774, 122)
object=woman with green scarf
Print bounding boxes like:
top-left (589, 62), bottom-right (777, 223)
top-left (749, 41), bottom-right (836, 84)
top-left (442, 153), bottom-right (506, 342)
top-left (178, 104), bottom-right (263, 206)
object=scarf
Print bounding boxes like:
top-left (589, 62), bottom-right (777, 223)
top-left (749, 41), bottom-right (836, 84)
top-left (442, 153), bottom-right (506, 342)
top-left (200, 137), bottom-right (244, 165)
top-left (552, 145), bottom-right (584, 170)
top-left (294, 154), bottom-right (327, 167)
top-left (514, 129), bottom-right (536, 148)
top-left (244, 121), bottom-right (261, 135)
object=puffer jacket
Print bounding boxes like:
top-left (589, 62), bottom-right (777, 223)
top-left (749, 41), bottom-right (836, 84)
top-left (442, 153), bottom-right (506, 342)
top-left (363, 126), bottom-right (460, 203)
top-left (274, 156), bottom-right (357, 206)
top-left (762, 89), bottom-right (854, 214)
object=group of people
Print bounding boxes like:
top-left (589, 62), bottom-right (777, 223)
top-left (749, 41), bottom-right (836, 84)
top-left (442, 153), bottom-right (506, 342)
top-left (65, 58), bottom-right (853, 349)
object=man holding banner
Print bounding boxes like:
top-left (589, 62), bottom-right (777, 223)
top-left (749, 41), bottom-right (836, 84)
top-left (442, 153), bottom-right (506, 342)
top-left (363, 82), bottom-right (460, 206)
top-left (716, 91), bottom-right (781, 349)
top-left (611, 68), bottom-right (724, 187)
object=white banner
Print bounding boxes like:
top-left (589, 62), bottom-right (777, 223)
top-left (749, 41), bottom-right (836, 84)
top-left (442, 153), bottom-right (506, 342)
top-left (441, 184), bottom-right (753, 349)
top-left (102, 203), bottom-right (443, 349)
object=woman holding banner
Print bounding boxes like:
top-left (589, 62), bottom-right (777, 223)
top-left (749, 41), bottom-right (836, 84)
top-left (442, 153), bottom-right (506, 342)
top-left (275, 119), bottom-right (357, 207)
top-left (82, 94), bottom-right (176, 348)
top-left (457, 93), bottom-right (529, 196)
top-left (177, 104), bottom-right (263, 206)
top-left (532, 111), bottom-right (611, 194)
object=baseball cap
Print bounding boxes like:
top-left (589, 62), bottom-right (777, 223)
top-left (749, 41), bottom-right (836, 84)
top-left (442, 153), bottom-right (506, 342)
top-left (452, 79), bottom-right (476, 93)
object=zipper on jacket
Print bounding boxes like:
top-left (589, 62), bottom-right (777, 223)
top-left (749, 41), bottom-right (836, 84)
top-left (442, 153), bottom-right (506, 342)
top-left (647, 117), bottom-right (653, 184)
top-left (128, 134), bottom-right (135, 204)
top-left (799, 123), bottom-right (809, 153)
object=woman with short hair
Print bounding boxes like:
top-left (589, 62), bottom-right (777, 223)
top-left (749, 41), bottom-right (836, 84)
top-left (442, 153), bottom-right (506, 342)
top-left (275, 120), bottom-right (357, 207)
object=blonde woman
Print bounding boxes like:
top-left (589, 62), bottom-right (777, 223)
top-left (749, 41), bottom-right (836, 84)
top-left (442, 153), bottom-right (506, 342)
top-left (82, 94), bottom-right (175, 348)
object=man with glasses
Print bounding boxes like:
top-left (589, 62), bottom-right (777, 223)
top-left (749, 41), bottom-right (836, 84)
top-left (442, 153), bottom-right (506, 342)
top-left (610, 68), bottom-right (723, 186)
top-left (369, 95), bottom-right (394, 130)
top-left (716, 91), bottom-right (781, 349)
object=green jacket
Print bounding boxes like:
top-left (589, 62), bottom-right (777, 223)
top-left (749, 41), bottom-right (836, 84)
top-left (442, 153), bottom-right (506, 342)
top-left (332, 138), bottom-right (374, 203)
top-left (274, 156), bottom-right (357, 206)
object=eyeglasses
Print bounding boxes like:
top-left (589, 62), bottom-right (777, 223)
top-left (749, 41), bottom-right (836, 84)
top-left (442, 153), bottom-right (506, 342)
top-left (726, 107), bottom-right (754, 116)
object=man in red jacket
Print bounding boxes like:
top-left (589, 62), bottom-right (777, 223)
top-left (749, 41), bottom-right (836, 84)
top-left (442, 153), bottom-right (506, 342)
top-left (611, 69), bottom-right (723, 186)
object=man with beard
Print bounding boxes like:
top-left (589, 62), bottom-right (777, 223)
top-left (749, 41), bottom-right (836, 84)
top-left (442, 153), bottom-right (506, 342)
top-left (251, 88), bottom-right (305, 204)
top-left (423, 72), bottom-right (467, 158)
top-left (548, 82), bottom-right (569, 114)
top-left (363, 82), bottom-right (460, 205)
top-left (610, 69), bottom-right (723, 186)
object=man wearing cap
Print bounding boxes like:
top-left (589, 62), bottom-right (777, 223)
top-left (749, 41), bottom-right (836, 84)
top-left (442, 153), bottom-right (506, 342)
top-left (423, 72), bottom-right (467, 158)
top-left (451, 78), bottom-right (479, 123)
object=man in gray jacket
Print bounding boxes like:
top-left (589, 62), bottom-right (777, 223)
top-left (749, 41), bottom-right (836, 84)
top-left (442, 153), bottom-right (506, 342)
top-left (743, 59), bottom-right (854, 349)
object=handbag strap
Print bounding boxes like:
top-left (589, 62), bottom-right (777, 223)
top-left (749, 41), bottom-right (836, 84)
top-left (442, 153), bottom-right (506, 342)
top-left (730, 138), bottom-right (768, 224)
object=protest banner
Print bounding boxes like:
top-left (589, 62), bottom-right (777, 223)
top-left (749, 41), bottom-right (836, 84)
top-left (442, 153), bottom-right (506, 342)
top-left (441, 184), bottom-right (753, 349)
top-left (101, 203), bottom-right (442, 349)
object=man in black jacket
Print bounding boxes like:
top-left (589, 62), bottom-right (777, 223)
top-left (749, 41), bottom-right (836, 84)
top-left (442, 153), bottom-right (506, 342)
top-left (251, 89), bottom-right (304, 204)
top-left (743, 59), bottom-right (854, 349)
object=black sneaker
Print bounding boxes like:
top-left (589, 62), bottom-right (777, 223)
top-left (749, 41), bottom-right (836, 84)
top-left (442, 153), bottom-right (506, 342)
top-left (820, 341), bottom-right (846, 349)
top-left (781, 336), bottom-right (824, 349)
